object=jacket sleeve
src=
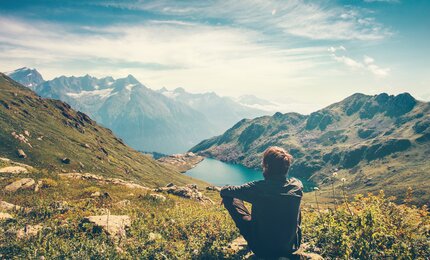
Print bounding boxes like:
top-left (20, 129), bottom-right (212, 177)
top-left (220, 181), bottom-right (260, 203)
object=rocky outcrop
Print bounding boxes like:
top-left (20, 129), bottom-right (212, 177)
top-left (5, 178), bottom-right (35, 192)
top-left (0, 166), bottom-right (29, 174)
top-left (0, 212), bottom-right (13, 221)
top-left (17, 149), bottom-right (27, 158)
top-left (147, 194), bottom-right (166, 201)
top-left (0, 201), bottom-right (23, 211)
top-left (155, 184), bottom-right (213, 204)
top-left (225, 236), bottom-right (323, 260)
top-left (82, 215), bottom-right (131, 238)
top-left (11, 131), bottom-right (32, 148)
top-left (0, 158), bottom-right (33, 170)
top-left (17, 224), bottom-right (43, 239)
top-left (157, 152), bottom-right (204, 172)
top-left (59, 173), bottom-right (150, 190)
top-left (206, 186), bottom-right (222, 192)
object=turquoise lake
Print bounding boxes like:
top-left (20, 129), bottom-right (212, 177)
top-left (185, 158), bottom-right (314, 192)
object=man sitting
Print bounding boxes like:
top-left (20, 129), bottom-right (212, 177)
top-left (221, 146), bottom-right (303, 259)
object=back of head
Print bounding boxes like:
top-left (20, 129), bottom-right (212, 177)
top-left (262, 146), bottom-right (293, 180)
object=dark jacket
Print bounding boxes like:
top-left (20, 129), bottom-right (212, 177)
top-left (220, 177), bottom-right (303, 257)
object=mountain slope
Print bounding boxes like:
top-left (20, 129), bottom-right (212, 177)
top-left (190, 93), bottom-right (430, 205)
top-left (5, 67), bottom-right (44, 90)
top-left (30, 74), bottom-right (216, 154)
top-left (0, 72), bottom-right (205, 187)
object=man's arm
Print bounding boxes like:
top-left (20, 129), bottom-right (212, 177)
top-left (220, 181), bottom-right (260, 203)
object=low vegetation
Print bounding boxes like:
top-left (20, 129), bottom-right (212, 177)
top-left (303, 192), bottom-right (430, 259)
top-left (1, 164), bottom-right (429, 259)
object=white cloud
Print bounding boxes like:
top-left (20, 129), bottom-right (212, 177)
top-left (0, 17), bottom-right (326, 102)
top-left (363, 55), bottom-right (375, 64)
top-left (328, 46), bottom-right (346, 53)
top-left (0, 0), bottom-right (400, 111)
top-left (330, 47), bottom-right (390, 77)
top-left (102, 0), bottom-right (392, 41)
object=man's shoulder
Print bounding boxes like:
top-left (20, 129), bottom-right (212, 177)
top-left (284, 178), bottom-right (304, 197)
top-left (287, 177), bottom-right (303, 189)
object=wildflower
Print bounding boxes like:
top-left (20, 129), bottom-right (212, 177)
top-left (332, 172), bottom-right (338, 177)
top-left (341, 178), bottom-right (346, 182)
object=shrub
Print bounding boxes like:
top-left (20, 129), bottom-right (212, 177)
top-left (302, 191), bottom-right (430, 259)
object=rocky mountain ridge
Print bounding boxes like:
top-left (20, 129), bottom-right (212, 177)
top-left (0, 72), bottom-right (204, 187)
top-left (190, 92), bottom-right (430, 205)
top-left (7, 68), bottom-right (269, 154)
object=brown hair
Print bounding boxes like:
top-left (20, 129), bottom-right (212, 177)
top-left (262, 146), bottom-right (293, 178)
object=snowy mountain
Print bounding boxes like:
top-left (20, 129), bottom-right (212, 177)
top-left (5, 70), bottom-right (216, 154)
top-left (5, 67), bottom-right (44, 90)
top-left (157, 87), bottom-right (269, 133)
top-left (6, 67), bottom-right (275, 154)
top-left (41, 75), bottom-right (218, 154)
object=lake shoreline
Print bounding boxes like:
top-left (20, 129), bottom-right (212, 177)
top-left (185, 157), bottom-right (316, 192)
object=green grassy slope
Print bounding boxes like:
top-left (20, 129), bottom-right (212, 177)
top-left (190, 93), bottom-right (430, 206)
top-left (0, 73), bottom-right (205, 187)
top-left (0, 161), bottom-right (428, 259)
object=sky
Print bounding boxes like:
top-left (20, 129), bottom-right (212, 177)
top-left (0, 0), bottom-right (429, 113)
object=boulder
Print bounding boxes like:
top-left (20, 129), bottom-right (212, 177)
top-left (17, 149), bottom-right (27, 158)
top-left (228, 236), bottom-right (248, 252)
top-left (156, 185), bottom-right (213, 204)
top-left (148, 194), bottom-right (166, 201)
top-left (0, 166), bottom-right (29, 174)
top-left (0, 212), bottom-right (13, 221)
top-left (186, 184), bottom-right (198, 189)
top-left (91, 191), bottom-right (111, 199)
top-left (62, 157), bottom-right (71, 164)
top-left (206, 186), bottom-right (222, 192)
top-left (17, 224), bottom-right (43, 239)
top-left (34, 180), bottom-right (43, 192)
top-left (0, 201), bottom-right (22, 211)
top-left (91, 191), bottom-right (101, 197)
top-left (5, 178), bottom-right (35, 192)
top-left (83, 215), bottom-right (131, 238)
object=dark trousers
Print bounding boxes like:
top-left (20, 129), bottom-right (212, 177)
top-left (222, 197), bottom-right (254, 245)
top-left (222, 197), bottom-right (300, 260)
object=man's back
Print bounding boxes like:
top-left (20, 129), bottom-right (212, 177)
top-left (220, 178), bottom-right (303, 258)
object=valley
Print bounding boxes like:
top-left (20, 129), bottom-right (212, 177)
top-left (6, 68), bottom-right (270, 154)
top-left (1, 71), bottom-right (429, 259)
top-left (191, 93), bottom-right (430, 206)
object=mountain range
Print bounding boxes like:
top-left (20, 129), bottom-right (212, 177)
top-left (0, 72), bottom-right (203, 186)
top-left (191, 92), bottom-right (430, 205)
top-left (156, 87), bottom-right (268, 133)
top-left (6, 67), bottom-right (269, 154)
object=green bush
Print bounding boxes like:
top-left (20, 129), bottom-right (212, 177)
top-left (303, 191), bottom-right (430, 259)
